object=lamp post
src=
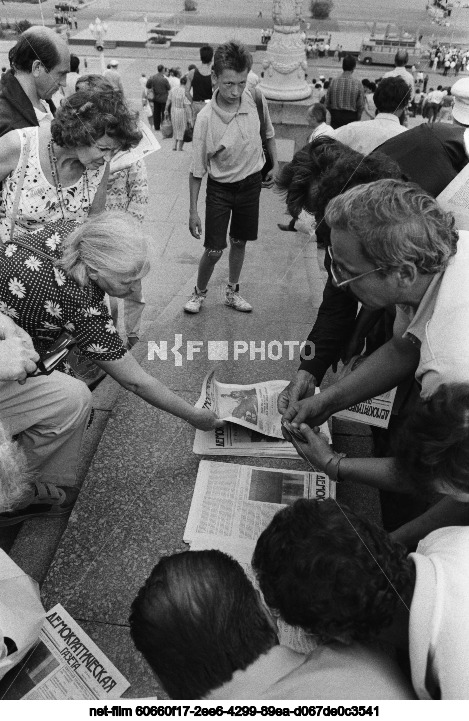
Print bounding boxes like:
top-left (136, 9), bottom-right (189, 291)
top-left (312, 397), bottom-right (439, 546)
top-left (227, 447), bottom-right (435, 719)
top-left (89, 17), bottom-right (108, 74)
top-left (258, 0), bottom-right (310, 100)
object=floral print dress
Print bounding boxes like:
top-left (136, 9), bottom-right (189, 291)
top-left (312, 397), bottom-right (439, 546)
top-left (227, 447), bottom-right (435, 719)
top-left (0, 220), bottom-right (127, 375)
top-left (0, 127), bottom-right (106, 243)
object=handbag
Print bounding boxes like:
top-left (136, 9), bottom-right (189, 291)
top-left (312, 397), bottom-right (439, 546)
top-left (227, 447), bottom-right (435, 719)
top-left (160, 112), bottom-right (173, 139)
top-left (146, 86), bottom-right (155, 102)
top-left (183, 125), bottom-right (193, 143)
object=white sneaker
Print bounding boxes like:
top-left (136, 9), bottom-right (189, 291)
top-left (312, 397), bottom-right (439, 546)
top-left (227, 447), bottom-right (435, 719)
top-left (184, 287), bottom-right (207, 313)
top-left (224, 285), bottom-right (252, 312)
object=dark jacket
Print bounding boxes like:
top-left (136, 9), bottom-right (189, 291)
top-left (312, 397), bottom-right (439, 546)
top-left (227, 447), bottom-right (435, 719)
top-left (0, 70), bottom-right (55, 137)
top-left (146, 72), bottom-right (170, 104)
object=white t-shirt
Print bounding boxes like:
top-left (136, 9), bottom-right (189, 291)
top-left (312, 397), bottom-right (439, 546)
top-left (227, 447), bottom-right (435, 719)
top-left (393, 231), bottom-right (469, 398)
top-left (410, 526), bottom-right (469, 699)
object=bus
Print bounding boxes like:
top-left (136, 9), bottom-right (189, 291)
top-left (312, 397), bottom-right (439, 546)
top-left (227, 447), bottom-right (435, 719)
top-left (358, 24), bottom-right (424, 66)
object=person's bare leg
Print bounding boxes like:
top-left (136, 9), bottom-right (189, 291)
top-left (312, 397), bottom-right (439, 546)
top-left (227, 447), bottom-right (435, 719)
top-left (196, 248), bottom-right (223, 291)
top-left (228, 237), bottom-right (246, 285)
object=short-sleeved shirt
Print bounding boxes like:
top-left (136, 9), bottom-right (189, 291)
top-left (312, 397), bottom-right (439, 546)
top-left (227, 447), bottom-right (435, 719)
top-left (146, 73), bottom-right (170, 104)
top-left (393, 231), bottom-right (469, 398)
top-left (333, 113), bottom-right (407, 155)
top-left (325, 73), bottom-right (365, 115)
top-left (0, 220), bottom-right (127, 373)
top-left (190, 89), bottom-right (275, 183)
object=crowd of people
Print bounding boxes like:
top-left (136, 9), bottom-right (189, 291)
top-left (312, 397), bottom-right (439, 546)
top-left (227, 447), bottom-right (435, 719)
top-left (0, 27), bottom-right (468, 703)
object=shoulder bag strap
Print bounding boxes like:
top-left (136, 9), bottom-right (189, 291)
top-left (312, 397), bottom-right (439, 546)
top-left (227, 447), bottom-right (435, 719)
top-left (253, 88), bottom-right (267, 144)
top-left (7, 237), bottom-right (58, 264)
top-left (10, 132), bottom-right (31, 242)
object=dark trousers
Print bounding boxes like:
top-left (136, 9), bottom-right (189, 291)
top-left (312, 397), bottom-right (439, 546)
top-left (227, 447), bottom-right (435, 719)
top-left (329, 109), bottom-right (360, 129)
top-left (153, 101), bottom-right (166, 130)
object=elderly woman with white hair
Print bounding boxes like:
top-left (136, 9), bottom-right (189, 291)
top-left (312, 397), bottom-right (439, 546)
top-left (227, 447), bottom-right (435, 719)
top-left (0, 211), bottom-right (220, 433)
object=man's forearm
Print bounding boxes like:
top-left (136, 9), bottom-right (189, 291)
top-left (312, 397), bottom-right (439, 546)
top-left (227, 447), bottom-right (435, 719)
top-left (189, 172), bottom-right (202, 212)
top-left (321, 335), bottom-right (420, 415)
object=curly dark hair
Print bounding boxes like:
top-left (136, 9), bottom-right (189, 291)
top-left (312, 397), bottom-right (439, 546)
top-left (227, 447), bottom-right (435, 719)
top-left (276, 137), bottom-right (403, 222)
top-left (252, 499), bottom-right (413, 643)
top-left (395, 383), bottom-right (469, 498)
top-left (51, 89), bottom-right (141, 150)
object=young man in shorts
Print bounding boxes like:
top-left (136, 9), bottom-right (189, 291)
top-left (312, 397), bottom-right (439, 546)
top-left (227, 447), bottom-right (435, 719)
top-left (184, 40), bottom-right (278, 314)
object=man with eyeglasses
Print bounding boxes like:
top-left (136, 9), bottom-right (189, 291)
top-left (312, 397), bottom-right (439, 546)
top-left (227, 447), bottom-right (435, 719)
top-left (0, 26), bottom-right (70, 137)
top-left (282, 178), bottom-right (469, 431)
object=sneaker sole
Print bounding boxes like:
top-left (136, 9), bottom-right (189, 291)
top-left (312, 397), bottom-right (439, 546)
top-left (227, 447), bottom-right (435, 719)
top-left (224, 301), bottom-right (252, 312)
top-left (184, 306), bottom-right (202, 314)
top-left (0, 507), bottom-right (74, 527)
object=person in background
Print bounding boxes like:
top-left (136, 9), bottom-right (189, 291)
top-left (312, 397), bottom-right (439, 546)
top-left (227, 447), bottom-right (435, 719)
top-left (103, 59), bottom-right (124, 94)
top-left (63, 54), bottom-right (80, 99)
top-left (167, 68), bottom-right (180, 90)
top-left (184, 41), bottom-right (278, 315)
top-left (361, 79), bottom-right (377, 120)
top-left (129, 549), bottom-right (413, 700)
top-left (325, 54), bottom-right (365, 129)
top-left (185, 45), bottom-right (214, 124)
top-left (165, 75), bottom-right (192, 152)
top-left (0, 26), bottom-right (69, 135)
top-left (383, 50), bottom-right (415, 100)
top-left (334, 76), bottom-right (409, 155)
top-left (146, 64), bottom-right (170, 132)
top-left (439, 87), bottom-right (454, 123)
top-left (76, 74), bottom-right (149, 349)
top-left (253, 499), bottom-right (469, 699)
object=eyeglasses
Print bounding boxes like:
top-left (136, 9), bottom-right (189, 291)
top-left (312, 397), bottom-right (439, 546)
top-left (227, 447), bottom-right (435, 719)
top-left (327, 246), bottom-right (383, 288)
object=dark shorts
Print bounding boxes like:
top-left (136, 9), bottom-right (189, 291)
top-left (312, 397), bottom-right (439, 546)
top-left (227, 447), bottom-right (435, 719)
top-left (204, 171), bottom-right (262, 251)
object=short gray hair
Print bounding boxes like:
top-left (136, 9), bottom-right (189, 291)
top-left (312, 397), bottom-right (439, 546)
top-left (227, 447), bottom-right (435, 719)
top-left (325, 179), bottom-right (458, 274)
top-left (59, 211), bottom-right (149, 287)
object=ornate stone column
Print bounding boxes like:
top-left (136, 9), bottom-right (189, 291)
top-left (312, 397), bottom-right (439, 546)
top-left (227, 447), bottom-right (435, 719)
top-left (258, 0), bottom-right (311, 100)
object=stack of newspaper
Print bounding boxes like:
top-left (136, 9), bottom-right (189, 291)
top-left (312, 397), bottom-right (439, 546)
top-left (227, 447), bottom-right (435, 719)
top-left (184, 459), bottom-right (335, 653)
top-left (193, 371), bottom-right (330, 457)
top-left (0, 605), bottom-right (129, 700)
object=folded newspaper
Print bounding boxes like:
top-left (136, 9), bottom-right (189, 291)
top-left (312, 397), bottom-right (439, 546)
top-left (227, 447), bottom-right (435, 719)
top-left (184, 460), bottom-right (335, 654)
top-left (194, 372), bottom-right (330, 456)
top-left (0, 604), bottom-right (129, 700)
top-left (332, 356), bottom-right (397, 429)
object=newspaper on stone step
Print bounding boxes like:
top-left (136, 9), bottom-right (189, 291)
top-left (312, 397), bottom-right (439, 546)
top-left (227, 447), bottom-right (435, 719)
top-left (184, 460), bottom-right (335, 654)
top-left (0, 604), bottom-right (129, 700)
top-left (194, 372), bottom-right (330, 456)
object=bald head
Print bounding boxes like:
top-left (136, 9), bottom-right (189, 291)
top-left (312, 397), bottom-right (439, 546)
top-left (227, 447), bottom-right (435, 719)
top-left (9, 26), bottom-right (70, 99)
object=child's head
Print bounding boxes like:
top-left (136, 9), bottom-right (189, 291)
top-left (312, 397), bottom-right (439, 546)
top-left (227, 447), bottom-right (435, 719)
top-left (307, 102), bottom-right (327, 128)
top-left (395, 383), bottom-right (469, 501)
top-left (212, 40), bottom-right (252, 78)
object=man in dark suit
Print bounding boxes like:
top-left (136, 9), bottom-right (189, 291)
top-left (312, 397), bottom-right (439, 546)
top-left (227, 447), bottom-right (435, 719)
top-left (0, 26), bottom-right (70, 137)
